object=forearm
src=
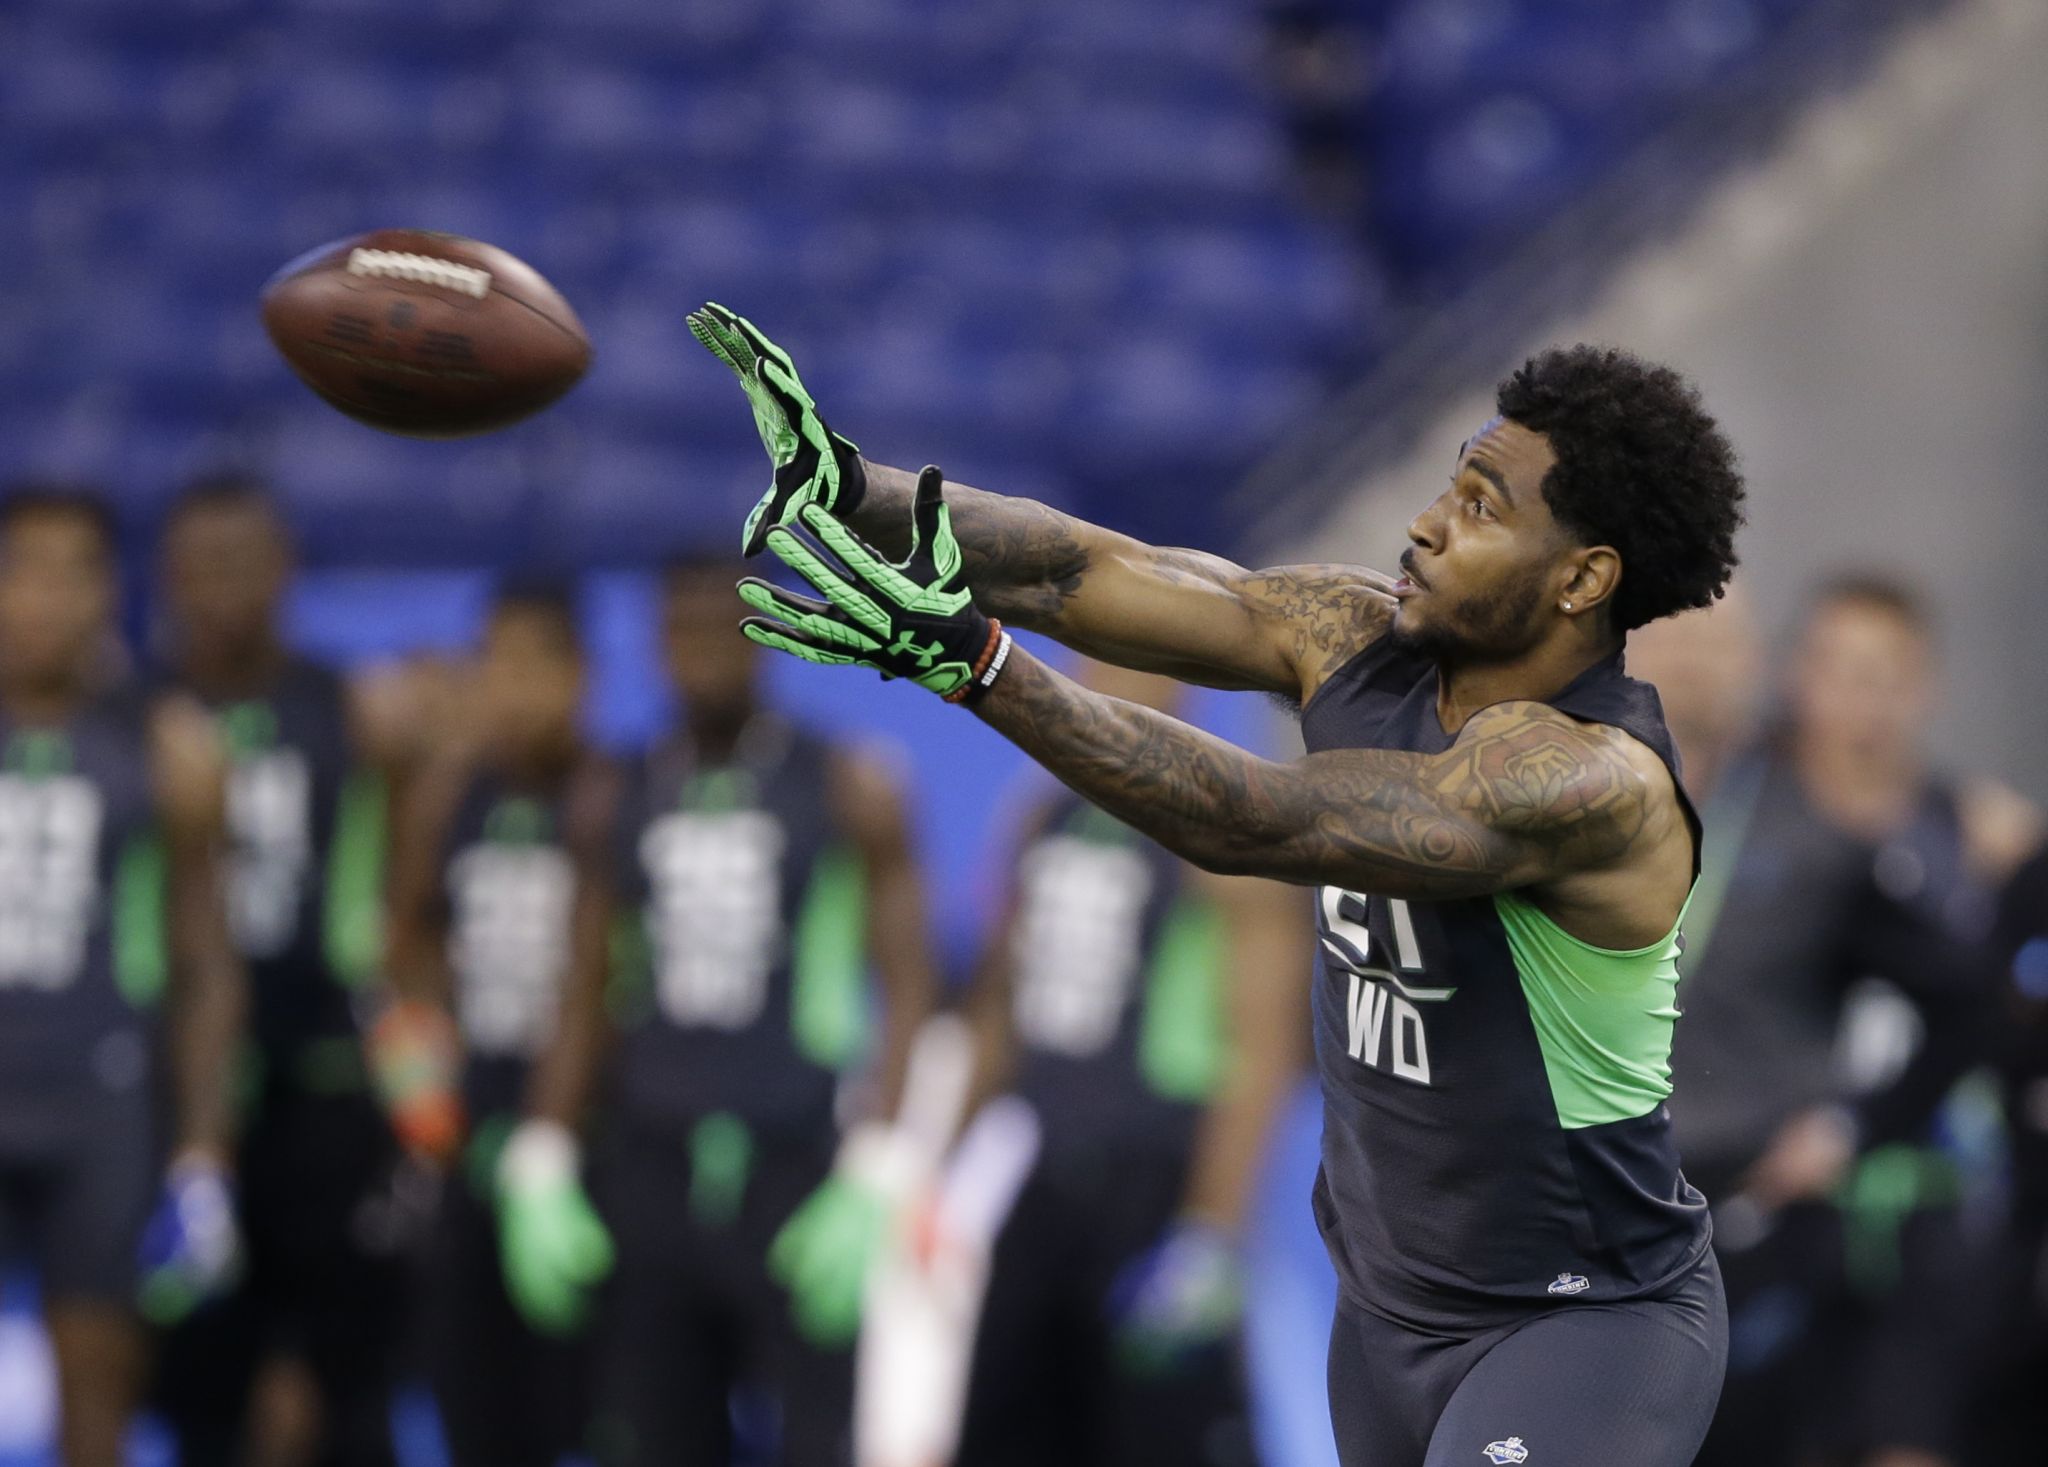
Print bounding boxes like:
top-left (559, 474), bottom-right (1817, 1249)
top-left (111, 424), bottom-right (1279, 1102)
top-left (522, 900), bottom-right (615, 1129)
top-left (972, 648), bottom-right (1508, 893)
top-left (1180, 878), bottom-right (1311, 1231)
top-left (1180, 1053), bottom-right (1295, 1232)
top-left (850, 461), bottom-right (1095, 631)
top-left (167, 883), bottom-right (247, 1160)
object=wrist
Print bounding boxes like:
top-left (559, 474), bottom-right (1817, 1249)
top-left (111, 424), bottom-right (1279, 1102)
top-left (946, 622), bottom-right (1013, 706)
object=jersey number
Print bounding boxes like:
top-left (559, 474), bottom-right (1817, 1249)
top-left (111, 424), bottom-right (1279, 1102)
top-left (1317, 888), bottom-right (1451, 1087)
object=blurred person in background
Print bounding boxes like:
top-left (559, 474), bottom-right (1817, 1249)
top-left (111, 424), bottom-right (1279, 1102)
top-left (957, 661), bottom-right (1309, 1467)
top-left (557, 556), bottom-right (936, 1467)
top-left (150, 476), bottom-right (417, 1467)
top-left (0, 488), bottom-right (247, 1467)
top-left (1969, 843), bottom-right (2048, 1463)
top-left (1640, 576), bottom-right (2033, 1467)
top-left (381, 583), bottom-right (618, 1467)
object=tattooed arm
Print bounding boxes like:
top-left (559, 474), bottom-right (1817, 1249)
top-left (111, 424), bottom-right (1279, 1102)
top-left (847, 462), bottom-right (1395, 701)
top-left (974, 648), bottom-right (1689, 935)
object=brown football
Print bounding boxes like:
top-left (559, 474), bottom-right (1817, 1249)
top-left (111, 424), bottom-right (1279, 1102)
top-left (261, 229), bottom-right (591, 438)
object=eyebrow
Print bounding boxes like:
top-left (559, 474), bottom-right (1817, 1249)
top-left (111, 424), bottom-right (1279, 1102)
top-left (1464, 456), bottom-right (1515, 507)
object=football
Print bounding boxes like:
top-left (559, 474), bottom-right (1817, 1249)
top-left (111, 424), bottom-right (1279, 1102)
top-left (261, 229), bottom-right (591, 438)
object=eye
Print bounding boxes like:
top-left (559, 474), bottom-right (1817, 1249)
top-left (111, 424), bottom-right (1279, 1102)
top-left (1465, 490), bottom-right (1494, 521)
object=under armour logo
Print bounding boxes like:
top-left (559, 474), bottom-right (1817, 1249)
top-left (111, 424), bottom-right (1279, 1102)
top-left (888, 631), bottom-right (944, 669)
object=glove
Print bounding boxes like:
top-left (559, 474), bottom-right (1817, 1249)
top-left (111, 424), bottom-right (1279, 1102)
top-left (367, 996), bottom-right (465, 1165)
top-left (738, 466), bottom-right (1012, 705)
top-left (138, 1156), bottom-right (242, 1324)
top-left (686, 302), bottom-right (866, 555)
top-left (1108, 1220), bottom-right (1243, 1374)
top-left (496, 1120), bottom-right (614, 1335)
top-left (768, 1124), bottom-right (928, 1349)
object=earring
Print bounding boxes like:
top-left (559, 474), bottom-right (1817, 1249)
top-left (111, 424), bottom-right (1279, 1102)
top-left (1563, 601), bottom-right (1573, 611)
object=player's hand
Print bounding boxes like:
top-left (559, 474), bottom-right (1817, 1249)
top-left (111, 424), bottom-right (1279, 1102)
top-left (366, 996), bottom-right (466, 1166)
top-left (138, 1155), bottom-right (243, 1324)
top-left (1108, 1219), bottom-right (1243, 1375)
top-left (768, 1123), bottom-right (927, 1348)
top-left (739, 466), bottom-right (1010, 704)
top-left (496, 1121), bottom-right (614, 1335)
top-left (686, 302), bottom-right (865, 555)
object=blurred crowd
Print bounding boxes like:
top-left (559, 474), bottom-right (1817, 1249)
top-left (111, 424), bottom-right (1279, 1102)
top-left (0, 470), bottom-right (2045, 1467)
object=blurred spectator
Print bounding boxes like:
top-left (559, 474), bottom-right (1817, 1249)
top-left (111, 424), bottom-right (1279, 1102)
top-left (1640, 576), bottom-right (2036, 1467)
top-left (381, 583), bottom-right (615, 1467)
top-left (1264, 3), bottom-right (1377, 220)
top-left (956, 663), bottom-right (1310, 1467)
top-left (1968, 845), bottom-right (2048, 1463)
top-left (0, 487), bottom-right (246, 1467)
top-left (149, 476), bottom-right (412, 1467)
top-left (566, 558), bottom-right (938, 1467)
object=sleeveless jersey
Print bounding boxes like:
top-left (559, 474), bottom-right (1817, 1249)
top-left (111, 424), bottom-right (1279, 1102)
top-left (0, 687), bottom-right (165, 1118)
top-left (438, 772), bottom-right (580, 1118)
top-left (1299, 638), bottom-right (1710, 1329)
top-left (181, 659), bottom-right (382, 1062)
top-left (610, 717), bottom-right (866, 1142)
top-left (1006, 793), bottom-right (1225, 1159)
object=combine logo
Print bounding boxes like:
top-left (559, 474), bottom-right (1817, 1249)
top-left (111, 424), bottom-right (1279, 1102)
top-left (1483, 1438), bottom-right (1529, 1464)
top-left (1546, 1273), bottom-right (1590, 1297)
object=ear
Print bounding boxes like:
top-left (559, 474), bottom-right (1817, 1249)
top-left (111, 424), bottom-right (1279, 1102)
top-left (1557, 546), bottom-right (1621, 619)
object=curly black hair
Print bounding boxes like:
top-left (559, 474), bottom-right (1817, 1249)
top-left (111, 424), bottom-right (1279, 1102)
top-left (1496, 346), bottom-right (1744, 632)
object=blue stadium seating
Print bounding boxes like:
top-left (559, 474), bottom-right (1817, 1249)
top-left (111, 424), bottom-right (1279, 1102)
top-left (0, 0), bottom-right (1944, 565)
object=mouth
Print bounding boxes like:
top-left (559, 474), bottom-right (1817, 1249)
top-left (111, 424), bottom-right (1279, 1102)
top-left (1394, 554), bottom-right (1428, 598)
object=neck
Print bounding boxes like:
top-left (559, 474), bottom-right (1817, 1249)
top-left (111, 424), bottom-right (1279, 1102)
top-left (178, 630), bottom-right (286, 699)
top-left (497, 736), bottom-right (577, 791)
top-left (1794, 733), bottom-right (1920, 837)
top-left (686, 701), bottom-right (757, 764)
top-left (0, 665), bottom-right (92, 726)
top-left (1434, 631), bottom-right (1618, 735)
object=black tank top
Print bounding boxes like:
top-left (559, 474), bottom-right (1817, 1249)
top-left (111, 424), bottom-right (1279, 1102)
top-left (438, 771), bottom-right (580, 1118)
top-left (1300, 637), bottom-right (1711, 1328)
top-left (609, 717), bottom-right (864, 1141)
top-left (0, 687), bottom-right (163, 1118)
top-left (184, 659), bottom-right (381, 1062)
top-left (1006, 793), bottom-right (1223, 1160)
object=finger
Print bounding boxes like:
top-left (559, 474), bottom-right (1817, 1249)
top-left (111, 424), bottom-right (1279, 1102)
top-left (724, 308), bottom-right (799, 378)
top-left (686, 311), bottom-right (754, 377)
top-left (764, 524), bottom-right (892, 639)
top-left (739, 618), bottom-right (867, 669)
top-left (735, 578), bottom-right (878, 652)
top-left (799, 506), bottom-right (928, 610)
top-left (912, 465), bottom-right (945, 552)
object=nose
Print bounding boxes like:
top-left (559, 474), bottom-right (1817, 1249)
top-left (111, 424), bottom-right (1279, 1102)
top-left (1406, 499), bottom-right (1443, 553)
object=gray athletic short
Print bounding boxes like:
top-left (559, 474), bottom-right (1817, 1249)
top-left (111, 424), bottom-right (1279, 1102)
top-left (1327, 1253), bottom-right (1727, 1467)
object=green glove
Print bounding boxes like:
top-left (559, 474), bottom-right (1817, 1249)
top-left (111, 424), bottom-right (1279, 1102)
top-left (767, 1173), bottom-right (889, 1349)
top-left (738, 466), bottom-right (1011, 704)
top-left (767, 1124), bottom-right (926, 1348)
top-left (496, 1121), bottom-right (614, 1336)
top-left (686, 302), bottom-right (865, 555)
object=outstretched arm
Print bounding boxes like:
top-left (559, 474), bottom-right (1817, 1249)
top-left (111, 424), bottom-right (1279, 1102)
top-left (849, 462), bottom-right (1393, 700)
top-left (686, 303), bottom-right (1391, 701)
top-left (975, 647), bottom-right (1656, 901)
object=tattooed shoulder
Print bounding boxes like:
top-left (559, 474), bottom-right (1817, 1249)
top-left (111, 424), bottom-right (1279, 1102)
top-left (1238, 563), bottom-right (1398, 701)
top-left (1441, 702), bottom-right (1660, 872)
